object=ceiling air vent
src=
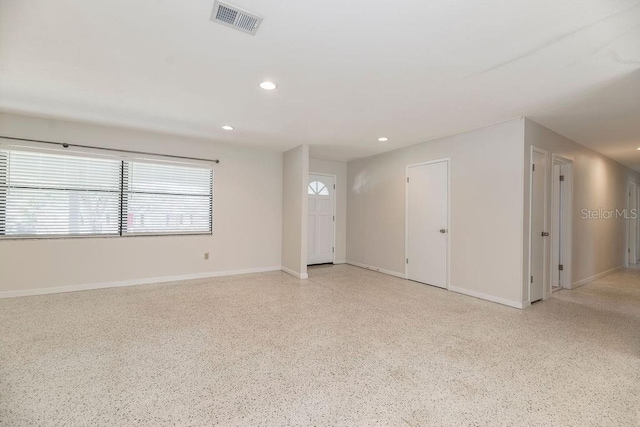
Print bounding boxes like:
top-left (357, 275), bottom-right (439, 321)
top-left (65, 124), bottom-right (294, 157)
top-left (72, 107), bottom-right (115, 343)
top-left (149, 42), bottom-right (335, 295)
top-left (210, 1), bottom-right (263, 36)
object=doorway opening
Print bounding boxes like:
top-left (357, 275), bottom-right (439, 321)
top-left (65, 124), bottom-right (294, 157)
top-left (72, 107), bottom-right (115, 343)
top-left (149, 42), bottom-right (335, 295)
top-left (307, 173), bottom-right (336, 266)
top-left (551, 155), bottom-right (573, 291)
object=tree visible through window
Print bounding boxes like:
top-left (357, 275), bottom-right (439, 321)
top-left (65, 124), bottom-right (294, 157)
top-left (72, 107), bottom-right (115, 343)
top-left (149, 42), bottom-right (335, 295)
top-left (0, 150), bottom-right (121, 237)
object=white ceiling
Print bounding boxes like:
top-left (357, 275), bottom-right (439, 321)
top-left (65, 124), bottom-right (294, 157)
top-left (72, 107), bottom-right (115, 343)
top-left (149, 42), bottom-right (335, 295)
top-left (1, 0), bottom-right (639, 166)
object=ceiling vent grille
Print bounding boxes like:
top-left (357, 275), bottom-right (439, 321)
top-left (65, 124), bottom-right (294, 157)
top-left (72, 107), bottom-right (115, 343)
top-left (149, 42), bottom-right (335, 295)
top-left (210, 1), bottom-right (263, 36)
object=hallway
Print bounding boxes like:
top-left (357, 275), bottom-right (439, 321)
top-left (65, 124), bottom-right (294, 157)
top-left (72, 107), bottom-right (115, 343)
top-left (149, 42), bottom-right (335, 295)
top-left (552, 267), bottom-right (640, 319)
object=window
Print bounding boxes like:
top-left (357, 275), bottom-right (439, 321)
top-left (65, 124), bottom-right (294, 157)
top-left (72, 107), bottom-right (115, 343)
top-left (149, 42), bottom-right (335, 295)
top-left (308, 181), bottom-right (329, 195)
top-left (0, 149), bottom-right (121, 237)
top-left (122, 161), bottom-right (212, 235)
top-left (0, 148), bottom-right (213, 238)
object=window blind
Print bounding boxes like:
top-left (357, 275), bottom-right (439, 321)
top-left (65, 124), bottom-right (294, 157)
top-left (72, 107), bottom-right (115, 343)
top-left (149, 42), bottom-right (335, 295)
top-left (122, 161), bottom-right (213, 235)
top-left (0, 148), bottom-right (214, 238)
top-left (0, 149), bottom-right (121, 237)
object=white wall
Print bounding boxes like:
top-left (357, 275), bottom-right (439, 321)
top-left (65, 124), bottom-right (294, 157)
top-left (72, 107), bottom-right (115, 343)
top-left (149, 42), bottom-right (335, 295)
top-left (0, 113), bottom-right (283, 296)
top-left (309, 158), bottom-right (347, 263)
top-left (523, 119), bottom-right (640, 299)
top-left (281, 145), bottom-right (309, 279)
top-left (347, 119), bottom-right (526, 307)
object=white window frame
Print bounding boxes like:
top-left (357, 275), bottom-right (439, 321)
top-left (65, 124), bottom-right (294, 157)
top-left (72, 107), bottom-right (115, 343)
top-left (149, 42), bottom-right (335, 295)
top-left (0, 142), bottom-right (214, 240)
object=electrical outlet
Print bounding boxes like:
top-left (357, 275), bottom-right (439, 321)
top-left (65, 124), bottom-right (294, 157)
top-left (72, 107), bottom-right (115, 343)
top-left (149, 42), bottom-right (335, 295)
top-left (204, 252), bottom-right (209, 260)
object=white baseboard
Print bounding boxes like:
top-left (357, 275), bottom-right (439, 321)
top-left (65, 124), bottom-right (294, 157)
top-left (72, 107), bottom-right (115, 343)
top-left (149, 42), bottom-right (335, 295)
top-left (346, 261), bottom-right (406, 279)
top-left (570, 265), bottom-right (624, 289)
top-left (448, 286), bottom-right (524, 309)
top-left (346, 262), bottom-right (520, 308)
top-left (281, 266), bottom-right (308, 279)
top-left (333, 259), bottom-right (347, 264)
top-left (0, 266), bottom-right (283, 299)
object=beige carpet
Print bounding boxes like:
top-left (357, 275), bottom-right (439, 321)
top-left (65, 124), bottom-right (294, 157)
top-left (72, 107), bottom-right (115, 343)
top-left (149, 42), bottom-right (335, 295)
top-left (1, 265), bottom-right (638, 426)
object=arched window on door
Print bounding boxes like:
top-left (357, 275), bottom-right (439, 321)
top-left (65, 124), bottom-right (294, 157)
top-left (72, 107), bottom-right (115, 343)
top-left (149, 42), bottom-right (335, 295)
top-left (308, 181), bottom-right (329, 195)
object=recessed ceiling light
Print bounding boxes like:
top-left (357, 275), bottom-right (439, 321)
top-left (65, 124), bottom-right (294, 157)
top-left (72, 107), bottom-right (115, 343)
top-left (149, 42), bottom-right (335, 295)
top-left (637, 147), bottom-right (640, 151)
top-left (222, 125), bottom-right (234, 131)
top-left (260, 81), bottom-right (277, 90)
top-left (378, 137), bottom-right (389, 142)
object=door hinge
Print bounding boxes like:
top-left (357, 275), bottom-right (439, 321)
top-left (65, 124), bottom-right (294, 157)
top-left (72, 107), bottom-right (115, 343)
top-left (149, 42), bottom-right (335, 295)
top-left (559, 264), bottom-right (564, 271)
top-left (532, 164), bottom-right (535, 172)
top-left (333, 215), bottom-right (335, 221)
top-left (333, 184), bottom-right (335, 189)
top-left (559, 175), bottom-right (564, 182)
top-left (407, 177), bottom-right (409, 183)
top-left (406, 258), bottom-right (409, 264)
top-left (629, 248), bottom-right (631, 253)
top-left (332, 247), bottom-right (335, 253)
top-left (530, 276), bottom-right (533, 284)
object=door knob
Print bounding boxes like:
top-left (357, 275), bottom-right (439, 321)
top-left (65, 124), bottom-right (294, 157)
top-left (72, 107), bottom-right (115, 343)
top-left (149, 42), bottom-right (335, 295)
top-left (541, 232), bottom-right (549, 237)
top-left (440, 229), bottom-right (447, 234)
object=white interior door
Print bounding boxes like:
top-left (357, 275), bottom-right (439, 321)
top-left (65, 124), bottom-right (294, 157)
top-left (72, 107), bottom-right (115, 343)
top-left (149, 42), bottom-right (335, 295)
top-left (307, 174), bottom-right (335, 265)
top-left (406, 160), bottom-right (449, 288)
top-left (551, 163), bottom-right (562, 289)
top-left (551, 159), bottom-right (573, 290)
top-left (530, 150), bottom-right (547, 303)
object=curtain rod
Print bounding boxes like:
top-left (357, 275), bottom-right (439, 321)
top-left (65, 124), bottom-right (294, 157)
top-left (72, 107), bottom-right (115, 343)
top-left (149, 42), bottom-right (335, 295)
top-left (0, 135), bottom-right (220, 164)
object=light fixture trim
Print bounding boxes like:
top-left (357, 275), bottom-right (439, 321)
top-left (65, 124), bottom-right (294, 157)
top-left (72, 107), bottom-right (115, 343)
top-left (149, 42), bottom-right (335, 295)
top-left (378, 137), bottom-right (389, 142)
top-left (222, 125), bottom-right (234, 130)
top-left (260, 81), bottom-right (277, 90)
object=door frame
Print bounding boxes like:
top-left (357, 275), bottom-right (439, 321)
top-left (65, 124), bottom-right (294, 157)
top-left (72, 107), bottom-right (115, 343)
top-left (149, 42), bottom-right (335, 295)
top-left (550, 154), bottom-right (573, 291)
top-left (627, 181), bottom-right (638, 266)
top-left (308, 172), bottom-right (337, 265)
top-left (528, 146), bottom-right (549, 303)
top-left (404, 158), bottom-right (451, 289)
top-left (637, 186), bottom-right (640, 263)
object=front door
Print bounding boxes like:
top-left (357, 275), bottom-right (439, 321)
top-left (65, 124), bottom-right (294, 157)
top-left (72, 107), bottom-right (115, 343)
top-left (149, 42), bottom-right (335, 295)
top-left (308, 174), bottom-right (335, 265)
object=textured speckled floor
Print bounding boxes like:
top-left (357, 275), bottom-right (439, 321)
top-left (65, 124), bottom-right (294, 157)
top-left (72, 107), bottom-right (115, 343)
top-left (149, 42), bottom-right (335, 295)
top-left (1, 265), bottom-right (639, 426)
